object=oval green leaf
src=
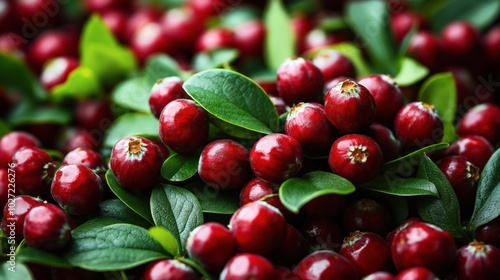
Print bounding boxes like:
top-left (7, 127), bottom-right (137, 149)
top-left (264, 0), bottom-right (295, 70)
top-left (16, 247), bottom-right (72, 268)
top-left (51, 66), bottom-right (101, 101)
top-left (92, 199), bottom-right (152, 228)
top-left (0, 52), bottom-right (46, 100)
top-left (8, 104), bottom-right (72, 126)
top-left (0, 262), bottom-right (33, 279)
top-left (360, 176), bottom-right (439, 197)
top-left (394, 57), bottom-right (429, 87)
top-left (143, 54), bottom-right (182, 86)
top-left (111, 77), bottom-right (151, 113)
top-left (148, 226), bottom-right (179, 258)
top-left (383, 142), bottom-right (449, 174)
top-left (193, 48), bottom-right (239, 72)
top-left (161, 152), bottom-right (200, 182)
top-left (184, 181), bottom-right (240, 214)
top-left (104, 113), bottom-right (159, 147)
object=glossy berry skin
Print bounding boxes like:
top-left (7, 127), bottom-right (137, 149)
top-left (285, 102), bottom-right (336, 156)
top-left (124, 7), bottom-right (162, 43)
top-left (63, 148), bottom-right (107, 180)
top-left (62, 128), bottom-right (100, 154)
top-left (249, 133), bottom-right (303, 184)
top-left (407, 31), bottom-right (443, 72)
top-left (294, 250), bottom-right (359, 280)
top-left (394, 102), bottom-right (444, 151)
top-left (277, 57), bottom-right (324, 106)
top-left (445, 135), bottom-right (493, 171)
top-left (51, 164), bottom-right (103, 216)
top-left (195, 27), bottom-right (235, 53)
top-left (13, 147), bottom-right (56, 197)
top-left (391, 222), bottom-right (457, 276)
top-left (457, 103), bottom-right (500, 146)
top-left (0, 131), bottom-right (40, 168)
top-left (1, 195), bottom-right (44, 242)
top-left (234, 20), bottom-right (265, 58)
top-left (239, 177), bottom-right (277, 206)
top-left (364, 271), bottom-right (395, 280)
top-left (456, 241), bottom-right (500, 280)
top-left (386, 217), bottom-right (423, 247)
top-left (302, 193), bottom-right (347, 219)
top-left (358, 74), bottom-right (404, 125)
top-left (131, 22), bottom-right (172, 65)
top-left (441, 21), bottom-right (480, 60)
top-left (391, 12), bottom-right (429, 44)
top-left (198, 140), bottom-right (252, 190)
top-left (75, 99), bottom-right (114, 131)
top-left (437, 156), bottom-right (479, 207)
top-left (160, 6), bottom-right (204, 53)
top-left (312, 49), bottom-right (356, 82)
top-left (23, 203), bottom-right (71, 251)
top-left (229, 201), bottom-right (286, 254)
top-left (110, 136), bottom-right (163, 190)
top-left (301, 218), bottom-right (345, 252)
top-left (475, 216), bottom-right (500, 248)
top-left (220, 253), bottom-right (276, 280)
top-left (325, 80), bottom-right (376, 133)
top-left (40, 56), bottom-right (79, 90)
top-left (84, 0), bottom-right (128, 13)
top-left (159, 99), bottom-right (209, 154)
top-left (149, 76), bottom-right (189, 119)
top-left (343, 198), bottom-right (393, 237)
top-left (143, 259), bottom-right (199, 280)
top-left (339, 231), bottom-right (393, 277)
top-left (328, 134), bottom-right (382, 185)
top-left (186, 222), bottom-right (236, 273)
top-left (395, 267), bottom-right (439, 280)
top-left (28, 31), bottom-right (78, 72)
top-left (367, 123), bottom-right (402, 162)
top-left (269, 96), bottom-right (288, 115)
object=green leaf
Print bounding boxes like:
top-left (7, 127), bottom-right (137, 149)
top-left (80, 14), bottom-right (119, 47)
top-left (16, 247), bottom-right (72, 268)
top-left (431, 0), bottom-right (500, 32)
top-left (209, 116), bottom-right (264, 139)
top-left (0, 120), bottom-right (11, 138)
top-left (468, 148), bottom-right (500, 230)
top-left (111, 77), bottom-right (151, 113)
top-left (150, 184), bottom-right (204, 256)
top-left (8, 104), bottom-right (72, 126)
top-left (394, 57), bottom-right (429, 87)
top-left (279, 171), bottom-right (356, 213)
top-left (183, 69), bottom-right (279, 134)
top-left (161, 152), bottom-right (200, 182)
top-left (263, 0), bottom-right (295, 70)
top-left (307, 43), bottom-right (372, 78)
top-left (105, 170), bottom-right (154, 224)
top-left (148, 226), bottom-right (179, 257)
top-left (184, 181), bottom-right (240, 214)
top-left (383, 142), bottom-right (449, 174)
top-left (92, 199), bottom-right (152, 228)
top-left (416, 155), bottom-right (468, 240)
top-left (346, 0), bottom-right (396, 74)
top-left (0, 262), bottom-right (33, 279)
top-left (104, 113), bottom-right (159, 147)
top-left (0, 53), bottom-right (46, 100)
top-left (221, 6), bottom-right (259, 27)
top-left (143, 54), bottom-right (182, 86)
top-left (361, 176), bottom-right (439, 197)
top-left (51, 66), bottom-right (101, 101)
top-left (63, 220), bottom-right (167, 271)
top-left (193, 49), bottom-right (239, 72)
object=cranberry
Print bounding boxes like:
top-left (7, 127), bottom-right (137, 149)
top-left (124, 7), bottom-right (162, 42)
top-left (83, 0), bottom-right (129, 13)
top-left (0, 0), bottom-right (17, 33)
top-left (186, 222), bottom-right (236, 273)
top-left (441, 21), bottom-right (480, 60)
top-left (386, 217), bottom-right (423, 247)
top-left (0, 131), bottom-right (40, 168)
top-left (268, 223), bottom-right (309, 266)
top-left (23, 203), bottom-right (71, 251)
top-left (256, 80), bottom-right (279, 96)
top-left (358, 74), bottom-right (404, 125)
top-left (343, 198), bottom-right (393, 237)
top-left (110, 136), bottom-right (163, 190)
top-left (229, 201), bottom-right (286, 254)
top-left (198, 139), bottom-right (252, 190)
top-left (277, 57), bottom-right (324, 106)
top-left (302, 29), bottom-right (346, 52)
top-left (62, 148), bottom-right (107, 180)
top-left (390, 12), bottom-right (429, 44)
top-left (457, 103), bottom-right (500, 146)
top-left (475, 216), bottom-right (500, 248)
top-left (364, 271), bottom-right (395, 280)
top-left (456, 241), bottom-right (500, 280)
top-left (249, 133), bottom-right (303, 184)
top-left (131, 22), bottom-right (172, 65)
top-left (220, 253), bottom-right (276, 280)
top-left (266, 196), bottom-right (302, 225)
top-left (324, 76), bottom-right (353, 96)
top-left (340, 231), bottom-right (393, 277)
top-left (484, 26), bottom-right (500, 68)
top-left (149, 77), bottom-right (189, 119)
top-left (0, 169), bottom-right (7, 209)
top-left (1, 195), bottom-right (44, 242)
top-left (40, 56), bottom-right (79, 90)
top-left (51, 164), bottom-right (103, 216)
top-left (285, 102), bottom-right (336, 156)
top-left (406, 31), bottom-right (443, 72)
top-left (301, 218), bottom-right (345, 252)
top-left (195, 27), bottom-right (235, 53)
top-left (13, 147), bottom-right (56, 197)
top-left (324, 80), bottom-right (376, 133)
top-left (445, 135), bottom-right (494, 171)
top-left (62, 128), bottom-right (100, 154)
top-left (142, 259), bottom-right (199, 280)
top-left (28, 30), bottom-right (78, 72)
top-left (312, 49), bottom-right (356, 82)
top-left (391, 222), bottom-right (457, 276)
top-left (328, 134), bottom-right (382, 184)
top-left (275, 267), bottom-right (301, 280)
top-left (294, 250), bottom-right (359, 280)
top-left (448, 66), bottom-right (475, 106)
top-left (438, 156), bottom-right (479, 209)
top-left (234, 20), bottom-right (265, 58)
top-left (394, 102), bottom-right (444, 151)
top-left (187, 0), bottom-right (228, 20)
top-left (239, 177), bottom-right (277, 206)
top-left (159, 99), bottom-right (209, 154)
top-left (367, 123), bottom-right (402, 162)
top-left (394, 267), bottom-right (439, 280)
top-left (13, 0), bottom-right (59, 25)
top-left (75, 99), bottom-right (114, 132)
top-left (301, 193), bottom-right (347, 219)
top-left (291, 14), bottom-right (314, 52)
top-left (269, 95), bottom-right (288, 115)
top-left (100, 9), bottom-right (128, 43)
top-left (160, 6), bottom-right (204, 53)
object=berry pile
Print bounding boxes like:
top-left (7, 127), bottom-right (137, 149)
top-left (1, 0), bottom-right (500, 279)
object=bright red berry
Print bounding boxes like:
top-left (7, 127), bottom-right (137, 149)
top-left (294, 250), bottom-right (359, 280)
top-left (40, 56), bottom-right (79, 90)
top-left (445, 135), bottom-right (494, 171)
top-left (62, 148), bottom-right (107, 180)
top-left (13, 147), bottom-right (56, 197)
top-left (457, 103), bottom-right (500, 146)
top-left (75, 99), bottom-right (114, 131)
top-left (437, 156), bottom-right (479, 209)
top-left (149, 77), bottom-right (189, 119)
top-left (142, 259), bottom-right (199, 280)
top-left (343, 198), bottom-right (393, 237)
top-left (456, 241), bottom-right (500, 280)
top-left (407, 31), bottom-right (443, 72)
top-left (312, 49), bottom-right (356, 82)
top-left (220, 253), bottom-right (276, 280)
top-left (2, 195), bottom-right (44, 242)
top-left (394, 267), bottom-right (439, 280)
top-left (239, 177), bottom-right (277, 206)
top-left (441, 21), bottom-right (480, 60)
top-left (391, 12), bottom-right (429, 44)
top-left (277, 57), bottom-right (324, 106)
top-left (367, 123), bottom-right (402, 162)
top-left (195, 27), bottom-right (235, 53)
top-left (234, 20), bottom-right (265, 58)
top-left (0, 131), bottom-right (40, 168)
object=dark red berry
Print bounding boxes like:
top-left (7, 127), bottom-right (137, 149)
top-left (275, 267), bottom-right (301, 280)
top-left (187, 0), bottom-right (228, 20)
top-left (100, 9), bottom-right (128, 43)
top-left (84, 0), bottom-right (128, 13)
top-left (160, 6), bottom-right (204, 53)
top-left (13, 147), bottom-right (56, 197)
top-left (367, 123), bottom-right (402, 162)
top-left (159, 99), bottom-right (209, 154)
top-left (277, 57), bottom-right (324, 106)
top-left (438, 156), bottom-right (479, 208)
top-left (301, 193), bottom-right (347, 219)
top-left (484, 26), bottom-right (500, 68)
top-left (195, 27), bottom-right (235, 53)
top-left (40, 56), bottom-right (79, 90)
top-left (301, 218), bottom-right (345, 252)
top-left (28, 30), bottom-right (78, 72)
top-left (0, 169), bottom-right (7, 210)
top-left (149, 76), bottom-right (189, 119)
top-left (234, 20), bottom-right (265, 58)
top-left (391, 12), bottom-right (429, 44)
top-left (449, 66), bottom-right (475, 106)
top-left (0, 131), bottom-right (40, 168)
top-left (475, 216), bottom-right (500, 248)
top-left (75, 99), bottom-right (114, 131)
top-left (456, 240), bottom-right (500, 280)
top-left (2, 195), bottom-right (44, 242)
top-left (229, 201), bottom-right (287, 254)
top-left (110, 136), bottom-right (163, 190)
top-left (364, 271), bottom-right (395, 280)
top-left (312, 49), bottom-right (356, 82)
top-left (249, 133), bottom-right (303, 184)
top-left (294, 250), bottom-right (359, 280)
top-left (441, 21), bottom-right (480, 60)
top-left (324, 80), bottom-right (376, 133)
top-left (386, 217), bottom-right (423, 247)
top-left (124, 7), bottom-right (162, 43)
top-left (394, 267), bottom-right (439, 280)
top-left (266, 196), bottom-right (302, 225)
top-left (220, 253), bottom-right (276, 280)
top-left (23, 203), bottom-right (71, 251)
top-left (142, 259), bottom-right (199, 280)
top-left (457, 103), bottom-right (500, 146)
top-left (256, 80), bottom-right (279, 96)
top-left (343, 198), bottom-right (393, 237)
top-left (291, 14), bottom-right (314, 54)
top-left (445, 135), bottom-right (494, 171)
top-left (269, 95), bottom-right (288, 115)
top-left (63, 148), bottom-right (107, 180)
top-left (239, 177), bottom-right (277, 206)
top-left (13, 0), bottom-right (59, 27)
top-left (406, 31), bottom-right (443, 72)
top-left (62, 128), bottom-right (100, 154)
top-left (131, 22), bottom-right (172, 65)
top-left (267, 223), bottom-right (309, 266)
top-left (329, 134), bottom-right (383, 184)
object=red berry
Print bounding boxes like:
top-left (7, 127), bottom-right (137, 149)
top-left (343, 198), bottom-right (393, 237)
top-left (275, 267), bottom-right (301, 280)
top-left (367, 123), bottom-right (402, 162)
top-left (325, 80), bottom-right (376, 133)
top-left (62, 128), bottom-right (100, 154)
top-left (40, 56), bottom-right (79, 90)
top-left (160, 6), bottom-right (204, 53)
top-left (0, 131), bottom-right (40, 168)
top-left (110, 136), bottom-right (163, 190)
top-left (294, 250), bottom-right (359, 280)
top-left (445, 135), bottom-right (494, 171)
top-left (277, 57), bottom-right (324, 106)
top-left (234, 20), bottom-right (265, 58)
top-left (13, 147), bottom-right (56, 197)
top-left (131, 22), bottom-right (172, 65)
top-left (124, 7), bottom-right (162, 43)
top-left (249, 133), bottom-right (303, 184)
top-left (302, 29), bottom-right (346, 52)
top-left (391, 12), bottom-right (429, 44)
top-left (13, 0), bottom-right (59, 26)
top-left (75, 99), bottom-right (114, 131)
top-left (391, 222), bottom-right (457, 276)
top-left (149, 77), bottom-right (189, 119)
top-left (269, 95), bottom-right (288, 115)
top-left (195, 27), bottom-right (235, 53)
top-left (186, 222), bottom-right (236, 273)
top-left (340, 231), bottom-right (393, 277)
top-left (406, 31), bottom-right (443, 72)
top-left (267, 223), bottom-right (309, 266)
top-left (441, 21), bottom-right (480, 60)
top-left (142, 259), bottom-right (199, 280)
top-left (239, 177), bottom-right (277, 206)
top-left (301, 218), bottom-right (345, 252)
top-left (457, 103), bottom-right (500, 146)
top-left (100, 9), bottom-right (128, 43)
top-left (456, 241), bottom-right (500, 280)
top-left (328, 134), bottom-right (382, 184)
top-left (364, 271), bottom-right (395, 280)
top-left (386, 217), bottom-right (423, 247)
top-left (28, 31), bottom-right (78, 72)
top-left (358, 74), bottom-right (404, 126)
top-left (395, 267), bottom-right (439, 280)
top-left (187, 0), bottom-right (228, 20)
top-left (220, 253), bottom-right (276, 280)
top-left (484, 26), bottom-right (500, 68)
top-left (0, 169), bottom-right (7, 210)
top-left (475, 216), bottom-right (500, 248)
top-left (301, 193), bottom-right (347, 219)
top-left (62, 148), bottom-right (107, 180)
top-left (83, 0), bottom-right (128, 13)
top-left (312, 49), bottom-right (356, 82)
top-left (449, 66), bottom-right (475, 106)
top-left (2, 195), bottom-right (44, 242)
top-left (159, 99), bottom-right (209, 154)
top-left (51, 164), bottom-right (103, 216)
top-left (437, 156), bottom-right (479, 208)
top-left (394, 102), bottom-right (444, 151)
top-left (23, 203), bottom-right (71, 251)
top-left (256, 80), bottom-right (279, 96)
top-left (229, 201), bottom-right (286, 254)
